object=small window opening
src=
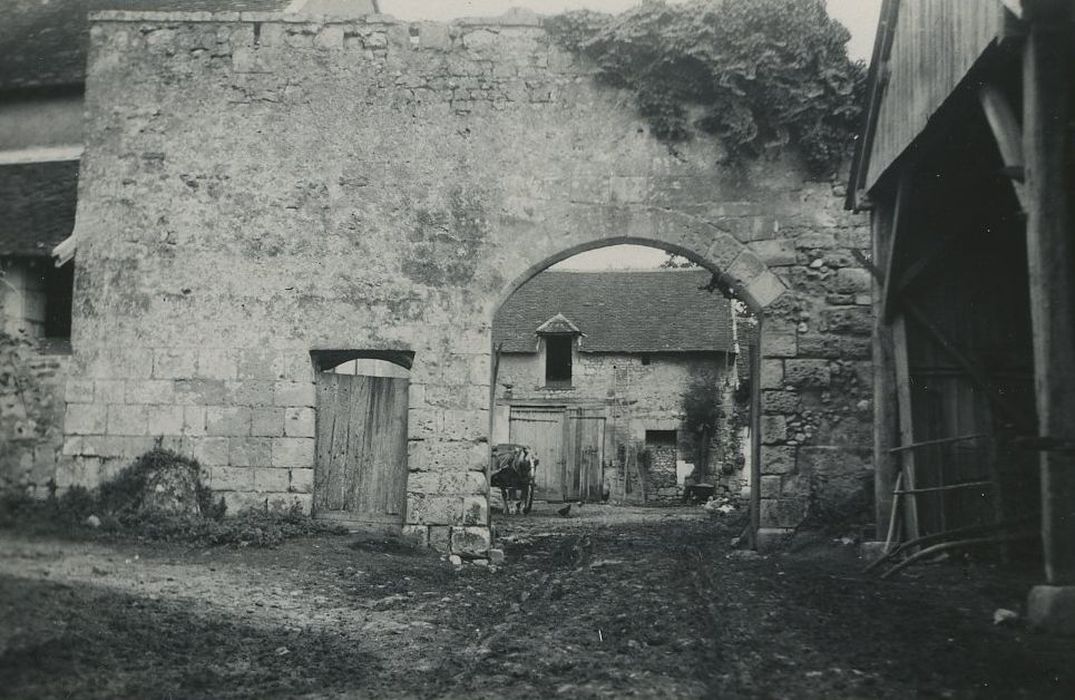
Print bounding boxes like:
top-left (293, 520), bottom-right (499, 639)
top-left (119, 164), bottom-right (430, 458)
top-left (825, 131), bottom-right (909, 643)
top-left (641, 354), bottom-right (651, 366)
top-left (44, 261), bottom-right (74, 340)
top-left (545, 335), bottom-right (572, 385)
top-left (645, 429), bottom-right (677, 446)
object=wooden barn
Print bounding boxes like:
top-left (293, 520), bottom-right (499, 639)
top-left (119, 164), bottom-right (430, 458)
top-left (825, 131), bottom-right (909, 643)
top-left (849, 0), bottom-right (1075, 631)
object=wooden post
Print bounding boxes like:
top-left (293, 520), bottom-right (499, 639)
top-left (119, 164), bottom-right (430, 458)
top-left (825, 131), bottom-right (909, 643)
top-left (872, 200), bottom-right (900, 539)
top-left (892, 315), bottom-right (920, 541)
top-left (1023, 11), bottom-right (1075, 587)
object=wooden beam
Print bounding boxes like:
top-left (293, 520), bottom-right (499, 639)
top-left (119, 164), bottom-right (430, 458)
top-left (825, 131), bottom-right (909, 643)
top-left (1024, 19), bottom-right (1075, 585)
top-left (891, 315), bottom-right (920, 542)
top-left (979, 84), bottom-right (1027, 210)
top-left (892, 228), bottom-right (961, 296)
top-left (871, 198), bottom-right (900, 540)
top-left (880, 170), bottom-right (914, 321)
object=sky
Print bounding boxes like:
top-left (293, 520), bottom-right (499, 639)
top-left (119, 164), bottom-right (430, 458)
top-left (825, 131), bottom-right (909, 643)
top-left (379, 0), bottom-right (883, 271)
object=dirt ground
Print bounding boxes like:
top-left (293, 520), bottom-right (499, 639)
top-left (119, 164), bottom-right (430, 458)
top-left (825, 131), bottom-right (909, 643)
top-left (2, 503), bottom-right (1073, 699)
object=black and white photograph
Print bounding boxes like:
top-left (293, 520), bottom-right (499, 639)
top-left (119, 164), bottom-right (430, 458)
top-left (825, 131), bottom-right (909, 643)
top-left (2, 0), bottom-right (1075, 697)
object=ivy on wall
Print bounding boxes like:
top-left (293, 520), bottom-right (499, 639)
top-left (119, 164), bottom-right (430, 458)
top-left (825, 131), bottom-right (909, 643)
top-left (545, 0), bottom-right (866, 174)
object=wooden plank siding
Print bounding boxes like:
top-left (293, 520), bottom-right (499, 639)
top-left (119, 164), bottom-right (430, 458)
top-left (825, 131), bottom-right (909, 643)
top-left (865, 0), bottom-right (1007, 191)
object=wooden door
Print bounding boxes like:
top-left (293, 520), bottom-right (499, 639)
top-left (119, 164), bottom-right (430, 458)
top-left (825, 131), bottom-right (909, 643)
top-left (314, 372), bottom-right (409, 531)
top-left (565, 411), bottom-right (605, 502)
top-left (508, 406), bottom-right (565, 501)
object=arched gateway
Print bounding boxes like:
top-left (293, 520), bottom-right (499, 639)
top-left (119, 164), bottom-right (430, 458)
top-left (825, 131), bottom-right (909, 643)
top-left (59, 10), bottom-right (872, 555)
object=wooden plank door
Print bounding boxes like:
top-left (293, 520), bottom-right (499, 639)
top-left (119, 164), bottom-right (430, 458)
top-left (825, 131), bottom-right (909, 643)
top-left (565, 411), bottom-right (605, 502)
top-left (314, 372), bottom-right (409, 531)
top-left (508, 406), bottom-right (565, 501)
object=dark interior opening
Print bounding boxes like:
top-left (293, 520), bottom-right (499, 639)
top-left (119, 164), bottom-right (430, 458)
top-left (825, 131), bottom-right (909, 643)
top-left (44, 260), bottom-right (73, 340)
top-left (645, 429), bottom-right (677, 446)
top-left (545, 335), bottom-right (572, 385)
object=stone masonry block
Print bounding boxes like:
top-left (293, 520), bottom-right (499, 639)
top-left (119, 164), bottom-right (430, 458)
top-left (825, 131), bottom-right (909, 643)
top-left (461, 495), bottom-right (487, 525)
top-left (407, 470), bottom-right (487, 495)
top-left (229, 437), bottom-right (271, 467)
top-left (237, 348), bottom-right (284, 380)
top-left (271, 437), bottom-right (315, 467)
top-left (796, 334), bottom-right (870, 360)
top-left (213, 466), bottom-right (254, 491)
top-left (441, 409), bottom-right (487, 441)
top-left (274, 381), bottom-right (316, 407)
top-left (784, 359), bottom-right (832, 389)
top-left (206, 406), bottom-right (252, 436)
top-left (174, 379), bottom-right (227, 405)
top-left (284, 407), bottom-right (316, 437)
top-left (450, 526), bottom-right (491, 558)
top-left (289, 467), bottom-right (314, 494)
top-left (408, 439), bottom-right (486, 473)
top-left (65, 403), bottom-right (108, 435)
top-left (125, 379), bottom-right (175, 405)
top-left (197, 349), bottom-right (237, 380)
top-left (760, 359), bottom-right (784, 390)
top-left (749, 240), bottom-right (797, 267)
top-left (759, 497), bottom-right (808, 528)
top-left (225, 381), bottom-right (274, 407)
top-left (406, 493), bottom-right (462, 525)
top-left (153, 348), bottom-right (197, 379)
top-left (251, 407), bottom-right (286, 437)
top-left (65, 379), bottom-right (95, 404)
top-left (192, 437), bottom-right (229, 466)
top-left (146, 405), bottom-right (185, 436)
top-left (746, 269), bottom-right (788, 308)
top-left (760, 415), bottom-right (788, 444)
top-left (254, 466), bottom-right (289, 492)
top-left (94, 379), bottom-right (126, 404)
top-left (759, 475), bottom-right (781, 499)
top-left (762, 389), bottom-right (800, 415)
top-left (183, 406), bottom-right (206, 436)
top-left (427, 525), bottom-right (451, 552)
top-left (727, 250), bottom-right (767, 286)
top-left (761, 446), bottom-right (796, 475)
top-left (107, 405), bottom-right (148, 436)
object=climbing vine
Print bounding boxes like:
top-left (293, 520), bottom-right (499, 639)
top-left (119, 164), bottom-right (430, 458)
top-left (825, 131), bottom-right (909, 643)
top-left (545, 0), bottom-right (866, 174)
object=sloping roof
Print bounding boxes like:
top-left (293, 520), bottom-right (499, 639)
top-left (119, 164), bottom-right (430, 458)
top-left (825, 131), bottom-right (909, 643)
top-left (0, 161), bottom-right (79, 257)
top-left (494, 270), bottom-right (735, 354)
top-left (0, 1), bottom-right (298, 91)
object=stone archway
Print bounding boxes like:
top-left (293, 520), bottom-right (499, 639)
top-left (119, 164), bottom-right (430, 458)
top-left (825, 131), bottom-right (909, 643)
top-left (482, 226), bottom-right (782, 545)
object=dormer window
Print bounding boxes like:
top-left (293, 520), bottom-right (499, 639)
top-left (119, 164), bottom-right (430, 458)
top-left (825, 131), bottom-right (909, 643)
top-left (535, 312), bottom-right (582, 388)
top-left (545, 335), bottom-right (573, 385)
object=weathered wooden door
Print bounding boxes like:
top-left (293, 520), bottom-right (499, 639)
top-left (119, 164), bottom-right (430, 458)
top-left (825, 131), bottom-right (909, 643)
top-left (314, 372), bottom-right (409, 531)
top-left (565, 411), bottom-right (605, 502)
top-left (508, 406), bottom-right (565, 501)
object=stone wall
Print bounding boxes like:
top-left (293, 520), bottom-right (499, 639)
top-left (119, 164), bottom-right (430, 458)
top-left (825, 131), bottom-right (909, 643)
top-left (63, 9), bottom-right (872, 553)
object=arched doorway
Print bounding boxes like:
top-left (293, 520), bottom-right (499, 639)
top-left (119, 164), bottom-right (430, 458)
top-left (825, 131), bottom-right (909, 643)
top-left (487, 238), bottom-right (769, 540)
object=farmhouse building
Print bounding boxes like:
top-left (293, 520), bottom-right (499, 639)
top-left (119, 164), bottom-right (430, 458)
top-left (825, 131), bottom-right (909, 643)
top-left (492, 269), bottom-right (748, 505)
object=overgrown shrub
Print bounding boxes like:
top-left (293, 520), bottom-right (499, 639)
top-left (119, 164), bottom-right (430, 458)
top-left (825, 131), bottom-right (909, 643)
top-left (97, 448), bottom-right (224, 521)
top-left (545, 0), bottom-right (866, 174)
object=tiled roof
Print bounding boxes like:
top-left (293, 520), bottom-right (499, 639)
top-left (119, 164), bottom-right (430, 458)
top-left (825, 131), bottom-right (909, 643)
top-left (0, 1), bottom-right (297, 91)
top-left (0, 160), bottom-right (79, 257)
top-left (494, 270), bottom-right (735, 354)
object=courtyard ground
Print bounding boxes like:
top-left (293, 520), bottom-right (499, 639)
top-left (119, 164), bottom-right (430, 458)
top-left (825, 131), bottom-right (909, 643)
top-left (1, 504), bottom-right (1073, 699)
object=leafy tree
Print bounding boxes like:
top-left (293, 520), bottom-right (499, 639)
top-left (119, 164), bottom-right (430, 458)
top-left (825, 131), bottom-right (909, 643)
top-left (546, 0), bottom-right (866, 174)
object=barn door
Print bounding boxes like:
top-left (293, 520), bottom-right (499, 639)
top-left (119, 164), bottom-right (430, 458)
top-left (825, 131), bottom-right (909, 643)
top-left (314, 372), bottom-right (409, 531)
top-left (508, 406), bottom-right (565, 501)
top-left (565, 411), bottom-right (605, 502)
